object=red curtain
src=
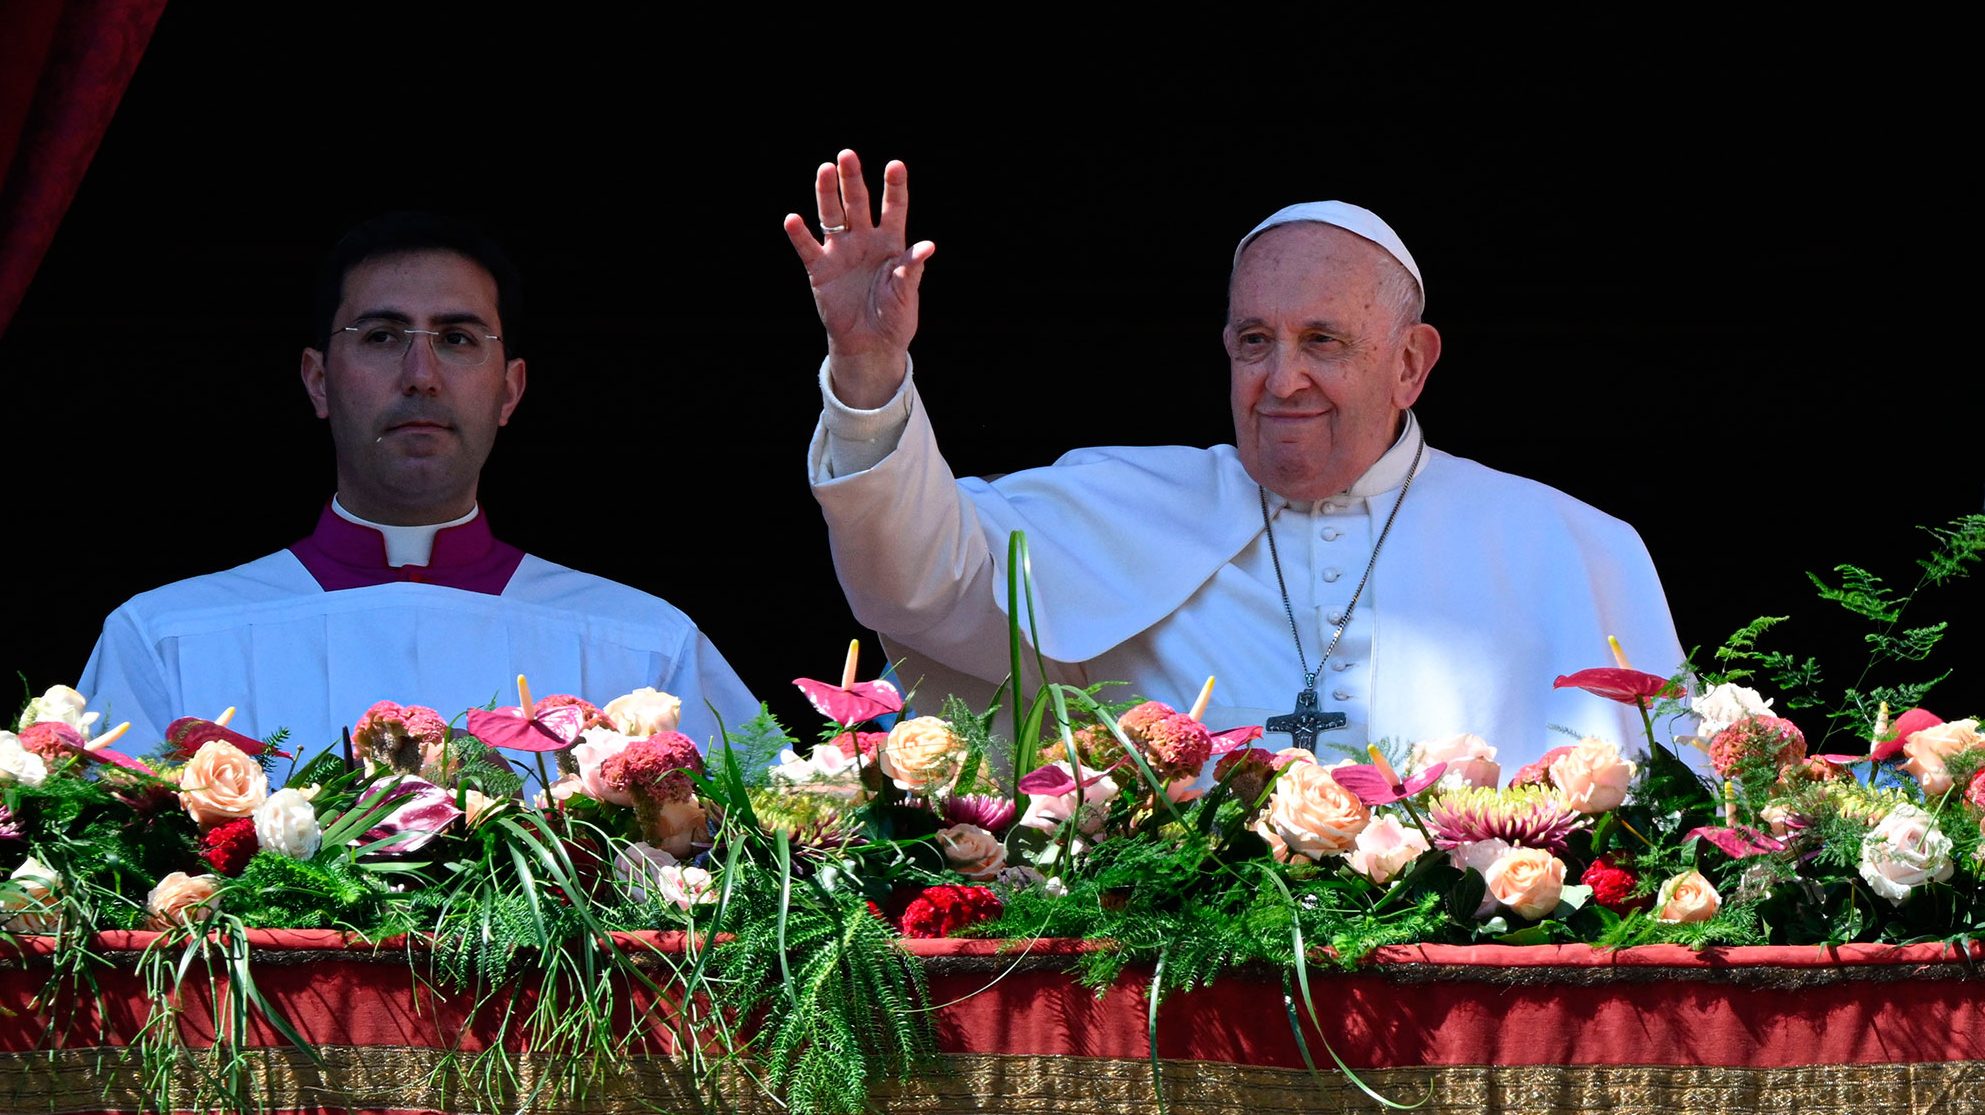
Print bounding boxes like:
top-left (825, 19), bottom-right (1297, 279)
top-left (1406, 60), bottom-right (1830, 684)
top-left (0, 0), bottom-right (165, 336)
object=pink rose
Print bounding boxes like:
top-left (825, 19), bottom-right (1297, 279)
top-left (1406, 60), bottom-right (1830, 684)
top-left (144, 872), bottom-right (220, 930)
top-left (571, 729), bottom-right (638, 806)
top-left (1900, 718), bottom-right (1982, 799)
top-left (654, 864), bottom-right (716, 910)
top-left (178, 740), bottom-right (270, 829)
top-left (1549, 737), bottom-right (1636, 814)
top-left (1408, 733), bottom-right (1502, 789)
top-left (1346, 814), bottom-right (1429, 885)
top-left (936, 823), bottom-right (1007, 880)
top-left (1261, 759), bottom-right (1371, 861)
top-left (1483, 846), bottom-right (1566, 920)
top-left (878, 716), bottom-right (966, 794)
top-left (1655, 870), bottom-right (1722, 923)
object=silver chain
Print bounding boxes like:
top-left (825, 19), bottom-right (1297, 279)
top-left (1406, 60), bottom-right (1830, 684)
top-left (1257, 432), bottom-right (1425, 689)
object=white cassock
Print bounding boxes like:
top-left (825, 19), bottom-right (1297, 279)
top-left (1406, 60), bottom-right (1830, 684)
top-left (78, 505), bottom-right (759, 764)
top-left (809, 366), bottom-right (1689, 771)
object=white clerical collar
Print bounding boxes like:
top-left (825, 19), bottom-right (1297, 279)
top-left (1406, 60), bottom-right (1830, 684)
top-left (1264, 410), bottom-right (1426, 509)
top-left (330, 496), bottom-right (480, 568)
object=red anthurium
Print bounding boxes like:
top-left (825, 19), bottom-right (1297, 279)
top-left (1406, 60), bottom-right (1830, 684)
top-left (1685, 825), bottom-right (1786, 859)
top-left (1208, 725), bottom-right (1263, 758)
top-left (165, 716), bottom-right (292, 760)
top-left (793, 676), bottom-right (904, 726)
top-left (1016, 761), bottom-right (1118, 798)
top-left (1331, 760), bottom-right (1448, 807)
top-left (465, 704), bottom-right (587, 753)
top-left (1871, 708), bottom-right (1943, 762)
top-left (1553, 667), bottom-right (1682, 705)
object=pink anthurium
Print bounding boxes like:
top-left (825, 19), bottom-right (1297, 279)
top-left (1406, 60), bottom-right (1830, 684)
top-left (1017, 761), bottom-right (1118, 798)
top-left (1871, 708), bottom-right (1943, 762)
top-left (1330, 749), bottom-right (1449, 807)
top-left (165, 716), bottom-right (292, 760)
top-left (465, 675), bottom-right (588, 752)
top-left (1553, 667), bottom-right (1682, 705)
top-left (794, 638), bottom-right (905, 726)
top-left (1208, 725), bottom-right (1263, 757)
top-left (1685, 825), bottom-right (1786, 859)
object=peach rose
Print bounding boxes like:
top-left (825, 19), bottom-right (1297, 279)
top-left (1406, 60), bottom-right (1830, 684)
top-left (1483, 846), bottom-right (1566, 920)
top-left (1550, 737), bottom-right (1637, 814)
top-left (459, 789), bottom-right (504, 828)
top-left (936, 823), bottom-right (1007, 880)
top-left (878, 716), bottom-right (965, 794)
top-left (1347, 814), bottom-right (1430, 885)
top-left (637, 797), bottom-right (710, 859)
top-left (1900, 718), bottom-right (1982, 799)
top-left (178, 740), bottom-right (269, 829)
top-left (1409, 733), bottom-right (1502, 789)
top-left (145, 872), bottom-right (221, 930)
top-left (1261, 759), bottom-right (1371, 861)
top-left (1654, 869), bottom-right (1722, 923)
top-left (604, 687), bottom-right (683, 738)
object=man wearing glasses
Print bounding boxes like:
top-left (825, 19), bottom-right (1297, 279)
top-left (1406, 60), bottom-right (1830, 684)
top-left (78, 213), bottom-right (756, 760)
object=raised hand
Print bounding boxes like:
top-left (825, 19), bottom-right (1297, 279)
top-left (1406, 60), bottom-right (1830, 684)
top-left (783, 150), bottom-right (935, 410)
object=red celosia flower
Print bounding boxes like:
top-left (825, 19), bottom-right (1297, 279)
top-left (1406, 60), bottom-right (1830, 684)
top-left (1552, 668), bottom-right (1682, 706)
top-left (352, 701), bottom-right (450, 775)
top-left (1966, 768), bottom-right (1985, 812)
top-left (831, 731), bottom-right (887, 760)
top-left (1213, 748), bottom-right (1277, 809)
top-left (1707, 716), bottom-right (1806, 779)
top-left (1117, 701), bottom-right (1175, 738)
top-left (1580, 854), bottom-right (1646, 913)
top-left (897, 884), bottom-right (1004, 939)
top-left (15, 722), bottom-right (86, 761)
top-left (1509, 746), bottom-right (1575, 789)
top-left (200, 817), bottom-right (259, 875)
top-left (1138, 713), bottom-right (1213, 782)
top-left (532, 694), bottom-right (614, 733)
top-left (600, 731), bottom-right (705, 803)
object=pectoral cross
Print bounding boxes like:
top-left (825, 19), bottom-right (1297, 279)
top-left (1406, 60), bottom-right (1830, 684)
top-left (1265, 686), bottom-right (1346, 753)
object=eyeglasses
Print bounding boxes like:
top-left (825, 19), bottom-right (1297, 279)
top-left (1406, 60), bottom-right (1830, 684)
top-left (336, 320), bottom-right (504, 368)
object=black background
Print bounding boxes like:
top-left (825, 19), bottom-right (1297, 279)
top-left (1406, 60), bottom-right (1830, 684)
top-left (3, 15), bottom-right (1978, 742)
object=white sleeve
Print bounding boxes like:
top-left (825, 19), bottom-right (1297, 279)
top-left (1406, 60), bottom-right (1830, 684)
top-left (76, 605), bottom-right (176, 748)
top-left (814, 358), bottom-right (916, 479)
top-left (808, 368), bottom-right (1060, 695)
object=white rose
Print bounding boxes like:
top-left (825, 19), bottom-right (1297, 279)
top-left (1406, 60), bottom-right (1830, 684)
top-left (1690, 684), bottom-right (1775, 738)
top-left (604, 688), bottom-right (682, 738)
top-left (655, 865), bottom-right (716, 910)
top-left (17, 685), bottom-right (99, 735)
top-left (4, 855), bottom-right (62, 933)
top-left (253, 786), bottom-right (323, 860)
top-left (1346, 814), bottom-right (1430, 885)
top-left (0, 733), bottom-right (49, 788)
top-left (1409, 733), bottom-right (1502, 789)
top-left (767, 745), bottom-right (863, 800)
top-left (1858, 803), bottom-right (1955, 905)
top-left (613, 841), bottom-right (679, 904)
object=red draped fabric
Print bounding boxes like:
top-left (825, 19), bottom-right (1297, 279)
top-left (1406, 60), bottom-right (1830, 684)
top-left (0, 0), bottom-right (166, 336)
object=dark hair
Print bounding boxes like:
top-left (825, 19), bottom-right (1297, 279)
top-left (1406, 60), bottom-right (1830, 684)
top-left (311, 211), bottom-right (523, 357)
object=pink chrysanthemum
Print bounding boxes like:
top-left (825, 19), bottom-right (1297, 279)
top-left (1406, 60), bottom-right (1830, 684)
top-left (16, 721), bottom-right (85, 762)
top-left (352, 701), bottom-right (449, 777)
top-left (0, 801), bottom-right (21, 841)
top-left (944, 793), bottom-right (1017, 834)
top-left (1426, 786), bottom-right (1582, 852)
top-left (1707, 715), bottom-right (1806, 779)
top-left (1509, 746), bottom-right (1575, 789)
top-left (533, 694), bottom-right (615, 733)
top-left (601, 731), bottom-right (705, 804)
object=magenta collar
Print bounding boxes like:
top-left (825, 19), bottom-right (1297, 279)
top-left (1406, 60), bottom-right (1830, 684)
top-left (288, 503), bottom-right (525, 595)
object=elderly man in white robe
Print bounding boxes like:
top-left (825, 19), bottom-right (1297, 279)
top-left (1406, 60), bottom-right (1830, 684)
top-left (788, 151), bottom-right (1685, 771)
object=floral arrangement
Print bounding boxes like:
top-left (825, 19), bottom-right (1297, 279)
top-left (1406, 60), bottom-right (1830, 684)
top-left (4, 517), bottom-right (1981, 1114)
